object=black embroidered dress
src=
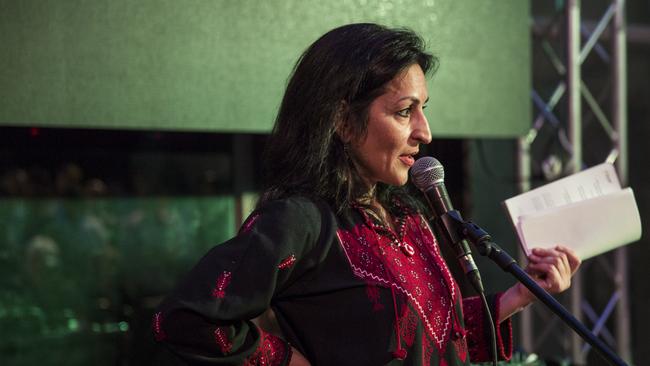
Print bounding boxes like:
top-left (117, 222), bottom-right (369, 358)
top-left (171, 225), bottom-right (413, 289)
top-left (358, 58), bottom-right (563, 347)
top-left (154, 196), bottom-right (512, 365)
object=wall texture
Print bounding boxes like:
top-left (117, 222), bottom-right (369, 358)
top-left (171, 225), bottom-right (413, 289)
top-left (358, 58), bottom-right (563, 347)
top-left (0, 0), bottom-right (530, 137)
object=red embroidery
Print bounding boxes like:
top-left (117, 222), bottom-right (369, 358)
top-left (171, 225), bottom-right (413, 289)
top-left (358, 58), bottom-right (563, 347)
top-left (365, 285), bottom-right (385, 311)
top-left (453, 332), bottom-right (468, 363)
top-left (398, 305), bottom-right (419, 347)
top-left (244, 331), bottom-right (288, 366)
top-left (214, 327), bottom-right (233, 354)
top-left (239, 213), bottom-right (260, 234)
top-left (212, 271), bottom-right (232, 298)
top-left (152, 312), bottom-right (165, 341)
top-left (463, 295), bottom-right (513, 362)
top-left (278, 254), bottom-right (297, 270)
top-left (336, 212), bottom-right (460, 355)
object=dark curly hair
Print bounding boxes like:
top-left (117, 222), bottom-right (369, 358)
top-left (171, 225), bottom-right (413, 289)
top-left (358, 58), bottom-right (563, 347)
top-left (259, 23), bottom-right (438, 212)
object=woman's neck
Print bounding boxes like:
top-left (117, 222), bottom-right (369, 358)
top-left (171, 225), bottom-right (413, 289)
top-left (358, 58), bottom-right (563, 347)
top-left (354, 180), bottom-right (377, 204)
top-left (354, 189), bottom-right (397, 233)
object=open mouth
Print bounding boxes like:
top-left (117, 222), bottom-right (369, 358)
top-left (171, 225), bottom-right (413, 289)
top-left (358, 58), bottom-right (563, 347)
top-left (398, 154), bottom-right (415, 167)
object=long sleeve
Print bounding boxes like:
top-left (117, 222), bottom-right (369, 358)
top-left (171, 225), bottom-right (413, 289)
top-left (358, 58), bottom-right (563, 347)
top-left (462, 293), bottom-right (513, 363)
top-left (153, 197), bottom-right (325, 365)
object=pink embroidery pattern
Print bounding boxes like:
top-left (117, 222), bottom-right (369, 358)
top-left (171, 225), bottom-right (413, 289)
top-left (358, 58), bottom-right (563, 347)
top-left (214, 327), bottom-right (233, 354)
top-left (398, 305), bottom-right (419, 347)
top-left (463, 294), bottom-right (512, 362)
top-left (239, 213), bottom-right (260, 234)
top-left (278, 254), bottom-right (297, 270)
top-left (212, 271), bottom-right (232, 298)
top-left (244, 331), bottom-right (288, 366)
top-left (336, 212), bottom-right (459, 355)
top-left (365, 285), bottom-right (385, 311)
top-left (452, 330), bottom-right (469, 363)
top-left (152, 312), bottom-right (166, 341)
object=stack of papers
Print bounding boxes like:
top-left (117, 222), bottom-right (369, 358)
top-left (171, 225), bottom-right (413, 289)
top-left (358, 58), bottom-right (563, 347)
top-left (502, 163), bottom-right (641, 260)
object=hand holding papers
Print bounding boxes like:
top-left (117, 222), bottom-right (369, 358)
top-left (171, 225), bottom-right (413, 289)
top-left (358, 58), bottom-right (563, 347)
top-left (503, 163), bottom-right (641, 260)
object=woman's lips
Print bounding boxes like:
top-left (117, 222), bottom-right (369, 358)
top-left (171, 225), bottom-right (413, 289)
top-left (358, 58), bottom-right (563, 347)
top-left (399, 155), bottom-right (415, 167)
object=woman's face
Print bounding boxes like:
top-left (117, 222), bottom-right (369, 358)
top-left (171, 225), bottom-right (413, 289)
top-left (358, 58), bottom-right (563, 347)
top-left (350, 64), bottom-right (431, 187)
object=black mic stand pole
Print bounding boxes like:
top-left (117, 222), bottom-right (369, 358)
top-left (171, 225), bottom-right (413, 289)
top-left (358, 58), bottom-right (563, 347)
top-left (439, 210), bottom-right (628, 366)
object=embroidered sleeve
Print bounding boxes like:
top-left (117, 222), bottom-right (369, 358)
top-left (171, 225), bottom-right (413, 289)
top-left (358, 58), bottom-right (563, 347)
top-left (153, 197), bottom-right (324, 365)
top-left (244, 330), bottom-right (292, 366)
top-left (462, 293), bottom-right (513, 363)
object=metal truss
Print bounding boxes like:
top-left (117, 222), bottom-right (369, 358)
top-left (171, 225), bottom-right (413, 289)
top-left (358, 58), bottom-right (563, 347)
top-left (518, 0), bottom-right (630, 364)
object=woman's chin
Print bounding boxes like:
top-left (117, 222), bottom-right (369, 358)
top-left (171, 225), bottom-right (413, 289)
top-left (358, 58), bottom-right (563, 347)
top-left (387, 175), bottom-right (409, 187)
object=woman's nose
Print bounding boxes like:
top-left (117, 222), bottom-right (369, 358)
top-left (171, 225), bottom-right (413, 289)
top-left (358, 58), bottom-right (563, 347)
top-left (411, 110), bottom-right (431, 145)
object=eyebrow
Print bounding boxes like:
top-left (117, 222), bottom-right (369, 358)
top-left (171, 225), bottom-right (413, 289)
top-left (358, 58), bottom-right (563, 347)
top-left (397, 96), bottom-right (430, 104)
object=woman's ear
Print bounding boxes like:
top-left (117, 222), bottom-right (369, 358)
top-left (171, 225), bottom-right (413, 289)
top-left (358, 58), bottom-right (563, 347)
top-left (334, 101), bottom-right (353, 143)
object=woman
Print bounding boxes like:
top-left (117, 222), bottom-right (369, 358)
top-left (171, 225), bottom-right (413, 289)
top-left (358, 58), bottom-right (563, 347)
top-left (153, 23), bottom-right (580, 365)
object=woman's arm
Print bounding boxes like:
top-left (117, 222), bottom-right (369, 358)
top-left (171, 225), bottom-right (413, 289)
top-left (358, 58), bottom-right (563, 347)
top-left (155, 197), bottom-right (324, 365)
top-left (498, 245), bottom-right (581, 323)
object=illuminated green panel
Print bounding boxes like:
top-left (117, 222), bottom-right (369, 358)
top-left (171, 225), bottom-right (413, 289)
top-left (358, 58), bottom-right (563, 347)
top-left (0, 0), bottom-right (529, 137)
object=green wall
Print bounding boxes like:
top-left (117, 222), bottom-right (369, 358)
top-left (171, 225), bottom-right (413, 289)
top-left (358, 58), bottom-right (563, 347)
top-left (0, 0), bottom-right (530, 137)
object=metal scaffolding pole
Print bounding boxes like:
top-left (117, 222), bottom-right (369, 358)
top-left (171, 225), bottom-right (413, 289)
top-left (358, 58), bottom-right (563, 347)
top-left (566, 1), bottom-right (585, 363)
top-left (612, 0), bottom-right (631, 362)
top-left (516, 136), bottom-right (533, 353)
top-left (521, 0), bottom-right (631, 364)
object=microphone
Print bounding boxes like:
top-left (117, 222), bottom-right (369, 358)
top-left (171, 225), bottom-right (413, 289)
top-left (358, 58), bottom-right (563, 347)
top-left (410, 156), bottom-right (485, 294)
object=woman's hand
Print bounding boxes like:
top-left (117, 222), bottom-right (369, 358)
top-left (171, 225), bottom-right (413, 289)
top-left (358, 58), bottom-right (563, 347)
top-left (524, 245), bottom-right (581, 296)
top-left (499, 245), bottom-right (581, 322)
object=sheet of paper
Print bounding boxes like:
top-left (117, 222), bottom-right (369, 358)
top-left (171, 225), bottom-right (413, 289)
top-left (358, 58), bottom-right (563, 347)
top-left (502, 163), bottom-right (641, 259)
top-left (503, 163), bottom-right (621, 220)
top-left (517, 187), bottom-right (641, 259)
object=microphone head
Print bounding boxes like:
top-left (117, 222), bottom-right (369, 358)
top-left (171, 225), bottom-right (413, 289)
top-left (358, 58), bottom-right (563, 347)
top-left (410, 156), bottom-right (445, 191)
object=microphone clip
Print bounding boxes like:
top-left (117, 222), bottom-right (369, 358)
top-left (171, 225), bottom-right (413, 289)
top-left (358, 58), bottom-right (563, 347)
top-left (438, 210), bottom-right (469, 248)
top-left (438, 210), bottom-right (493, 252)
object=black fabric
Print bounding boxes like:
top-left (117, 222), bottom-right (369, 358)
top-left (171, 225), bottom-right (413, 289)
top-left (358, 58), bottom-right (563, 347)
top-left (155, 196), bottom-right (511, 365)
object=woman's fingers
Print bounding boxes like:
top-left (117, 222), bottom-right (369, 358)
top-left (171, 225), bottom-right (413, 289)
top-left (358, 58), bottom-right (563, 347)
top-left (555, 245), bottom-right (581, 274)
top-left (530, 248), bottom-right (566, 271)
top-left (531, 246), bottom-right (580, 275)
top-left (526, 245), bottom-right (581, 294)
top-left (526, 262), bottom-right (565, 291)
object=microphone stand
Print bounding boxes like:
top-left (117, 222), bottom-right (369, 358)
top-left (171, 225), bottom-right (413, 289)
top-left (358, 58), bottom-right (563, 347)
top-left (440, 210), bottom-right (628, 366)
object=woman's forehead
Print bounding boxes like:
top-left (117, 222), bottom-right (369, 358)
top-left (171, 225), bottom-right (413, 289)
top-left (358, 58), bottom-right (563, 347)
top-left (381, 65), bottom-right (428, 102)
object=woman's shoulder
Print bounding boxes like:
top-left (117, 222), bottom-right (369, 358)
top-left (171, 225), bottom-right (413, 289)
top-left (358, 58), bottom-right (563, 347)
top-left (238, 195), bottom-right (338, 254)
top-left (259, 195), bottom-right (329, 214)
top-left (252, 195), bottom-right (336, 229)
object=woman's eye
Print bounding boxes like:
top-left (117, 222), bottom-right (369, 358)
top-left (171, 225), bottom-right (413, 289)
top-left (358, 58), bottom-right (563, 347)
top-left (396, 108), bottom-right (411, 118)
